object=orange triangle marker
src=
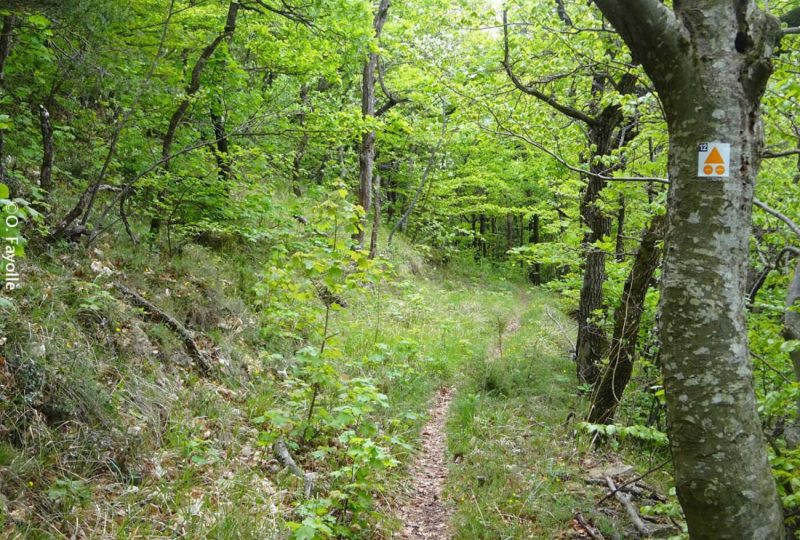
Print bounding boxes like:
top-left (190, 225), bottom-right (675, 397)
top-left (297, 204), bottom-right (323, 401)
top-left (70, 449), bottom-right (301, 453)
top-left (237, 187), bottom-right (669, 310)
top-left (704, 146), bottom-right (724, 164)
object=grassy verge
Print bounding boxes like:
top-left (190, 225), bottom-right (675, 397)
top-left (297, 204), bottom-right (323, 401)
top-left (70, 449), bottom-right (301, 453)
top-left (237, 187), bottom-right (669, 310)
top-left (445, 287), bottom-right (679, 539)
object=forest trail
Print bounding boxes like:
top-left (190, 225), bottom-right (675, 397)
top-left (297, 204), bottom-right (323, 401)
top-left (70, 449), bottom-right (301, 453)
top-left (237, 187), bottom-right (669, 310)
top-left (394, 387), bottom-right (453, 539)
top-left (395, 294), bottom-right (527, 539)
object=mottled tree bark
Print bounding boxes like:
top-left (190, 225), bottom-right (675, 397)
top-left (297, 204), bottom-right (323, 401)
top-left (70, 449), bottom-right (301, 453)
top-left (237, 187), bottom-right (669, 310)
top-left (589, 213), bottom-right (664, 424)
top-left (595, 1), bottom-right (784, 537)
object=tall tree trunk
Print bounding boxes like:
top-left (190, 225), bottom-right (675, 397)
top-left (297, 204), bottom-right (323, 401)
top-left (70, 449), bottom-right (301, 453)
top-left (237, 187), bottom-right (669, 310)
top-left (37, 104), bottom-right (54, 202)
top-left (291, 84), bottom-right (309, 197)
top-left (783, 259), bottom-right (800, 448)
top-left (588, 213), bottom-right (664, 424)
top-left (150, 1), bottom-right (239, 238)
top-left (575, 172), bottom-right (611, 384)
top-left (479, 214), bottom-right (486, 257)
top-left (595, 2), bottom-right (784, 537)
top-left (210, 109), bottom-right (231, 183)
top-left (528, 214), bottom-right (541, 285)
top-left (356, 0), bottom-right (390, 249)
top-left (615, 195), bottom-right (625, 262)
top-left (369, 174), bottom-right (381, 259)
top-left (506, 212), bottom-right (513, 254)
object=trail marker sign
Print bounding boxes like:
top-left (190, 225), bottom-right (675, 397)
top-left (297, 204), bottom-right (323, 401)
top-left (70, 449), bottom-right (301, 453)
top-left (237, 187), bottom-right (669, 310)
top-left (697, 142), bottom-right (730, 177)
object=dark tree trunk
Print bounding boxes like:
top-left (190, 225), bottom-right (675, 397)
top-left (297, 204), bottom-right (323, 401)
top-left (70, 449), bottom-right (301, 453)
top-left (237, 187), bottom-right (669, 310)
top-left (575, 172), bottom-right (611, 384)
top-left (356, 0), bottom-right (391, 249)
top-left (150, 1), bottom-right (239, 238)
top-left (528, 214), bottom-right (541, 285)
top-left (506, 212), bottom-right (513, 254)
top-left (479, 214), bottom-right (487, 257)
top-left (615, 195), bottom-right (625, 262)
top-left (588, 213), bottom-right (665, 424)
top-left (291, 84), bottom-right (309, 197)
top-left (210, 109), bottom-right (231, 183)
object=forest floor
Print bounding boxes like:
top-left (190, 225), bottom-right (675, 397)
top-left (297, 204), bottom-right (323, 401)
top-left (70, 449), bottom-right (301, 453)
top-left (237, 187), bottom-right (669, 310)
top-left (0, 240), bottom-right (680, 539)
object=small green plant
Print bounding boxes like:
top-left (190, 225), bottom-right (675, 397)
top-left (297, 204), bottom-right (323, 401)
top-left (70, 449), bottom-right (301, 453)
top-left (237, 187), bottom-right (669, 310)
top-left (579, 421), bottom-right (669, 448)
top-left (47, 478), bottom-right (92, 511)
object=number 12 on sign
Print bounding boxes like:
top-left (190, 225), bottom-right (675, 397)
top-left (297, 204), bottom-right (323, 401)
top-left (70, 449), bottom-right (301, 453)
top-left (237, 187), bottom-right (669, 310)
top-left (697, 142), bottom-right (730, 178)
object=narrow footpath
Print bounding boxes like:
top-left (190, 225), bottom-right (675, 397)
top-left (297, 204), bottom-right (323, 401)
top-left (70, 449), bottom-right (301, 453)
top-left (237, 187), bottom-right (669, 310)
top-left (396, 297), bottom-right (527, 538)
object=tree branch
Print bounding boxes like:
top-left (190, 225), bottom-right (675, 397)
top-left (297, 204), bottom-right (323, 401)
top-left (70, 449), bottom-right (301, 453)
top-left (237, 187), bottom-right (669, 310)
top-left (484, 123), bottom-right (669, 185)
top-left (763, 148), bottom-right (800, 159)
top-left (593, 0), bottom-right (687, 88)
top-left (502, 10), bottom-right (598, 126)
top-left (754, 198), bottom-right (800, 239)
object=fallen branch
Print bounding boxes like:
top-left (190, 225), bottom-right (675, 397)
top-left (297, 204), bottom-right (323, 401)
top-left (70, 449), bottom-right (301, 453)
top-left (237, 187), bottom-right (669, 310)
top-left (586, 478), bottom-right (667, 502)
top-left (273, 437), bottom-right (315, 498)
top-left (604, 476), bottom-right (650, 536)
top-left (113, 282), bottom-right (212, 375)
top-left (596, 458), bottom-right (671, 506)
top-left (574, 512), bottom-right (605, 540)
top-left (545, 307), bottom-right (576, 353)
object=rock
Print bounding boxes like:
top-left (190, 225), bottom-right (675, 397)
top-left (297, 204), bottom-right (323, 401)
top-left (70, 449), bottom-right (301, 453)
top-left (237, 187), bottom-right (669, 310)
top-left (587, 463), bottom-right (634, 479)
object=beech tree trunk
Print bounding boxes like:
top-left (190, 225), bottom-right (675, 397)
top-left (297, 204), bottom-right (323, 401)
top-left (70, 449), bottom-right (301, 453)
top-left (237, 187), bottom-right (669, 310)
top-left (595, 2), bottom-right (784, 537)
top-left (588, 213), bottom-right (664, 424)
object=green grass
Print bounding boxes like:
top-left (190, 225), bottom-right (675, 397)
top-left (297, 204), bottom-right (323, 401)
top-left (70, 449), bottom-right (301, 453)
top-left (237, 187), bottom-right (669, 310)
top-left (0, 230), bottom-right (679, 539)
top-left (443, 287), bottom-right (596, 539)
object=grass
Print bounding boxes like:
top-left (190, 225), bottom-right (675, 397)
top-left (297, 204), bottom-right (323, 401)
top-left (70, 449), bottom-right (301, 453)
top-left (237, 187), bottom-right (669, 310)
top-left (1, 228), bottom-right (680, 539)
top-left (443, 286), bottom-right (682, 539)
top-left (0, 228), bottom-right (551, 538)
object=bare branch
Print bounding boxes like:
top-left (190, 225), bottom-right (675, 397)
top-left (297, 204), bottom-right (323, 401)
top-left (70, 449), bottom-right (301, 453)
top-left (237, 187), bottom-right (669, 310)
top-left (754, 198), bottom-right (800, 239)
top-left (484, 123), bottom-right (668, 185)
top-left (763, 148), bottom-right (800, 159)
top-left (502, 10), bottom-right (598, 126)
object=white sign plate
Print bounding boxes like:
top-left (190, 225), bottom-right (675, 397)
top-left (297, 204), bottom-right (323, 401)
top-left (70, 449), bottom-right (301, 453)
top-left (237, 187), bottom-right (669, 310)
top-left (697, 142), bottom-right (730, 177)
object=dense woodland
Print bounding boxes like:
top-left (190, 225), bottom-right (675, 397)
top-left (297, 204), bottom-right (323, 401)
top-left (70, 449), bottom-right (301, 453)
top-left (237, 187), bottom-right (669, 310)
top-left (1, 0), bottom-right (800, 538)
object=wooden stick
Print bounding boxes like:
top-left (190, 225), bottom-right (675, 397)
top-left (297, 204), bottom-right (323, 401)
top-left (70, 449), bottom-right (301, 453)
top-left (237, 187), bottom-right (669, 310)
top-left (574, 512), bottom-right (605, 540)
top-left (273, 437), bottom-right (315, 498)
top-left (604, 476), bottom-right (650, 536)
top-left (114, 282), bottom-right (212, 375)
top-left (596, 458), bottom-right (670, 506)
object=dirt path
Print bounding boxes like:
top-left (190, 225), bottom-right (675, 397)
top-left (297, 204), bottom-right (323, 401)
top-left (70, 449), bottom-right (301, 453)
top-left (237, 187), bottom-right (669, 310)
top-left (395, 293), bottom-right (527, 538)
top-left (394, 387), bottom-right (453, 539)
